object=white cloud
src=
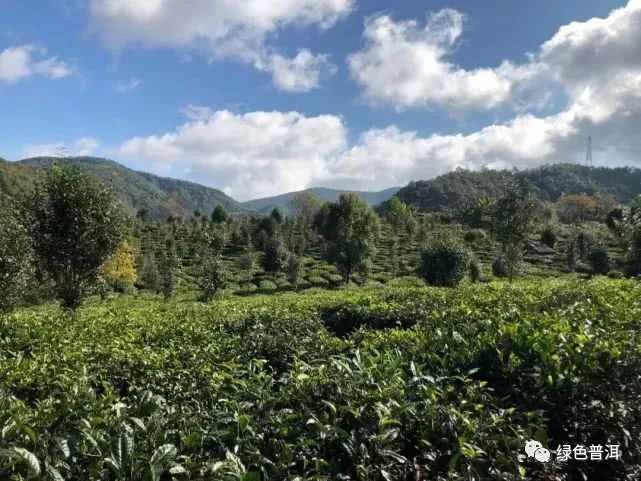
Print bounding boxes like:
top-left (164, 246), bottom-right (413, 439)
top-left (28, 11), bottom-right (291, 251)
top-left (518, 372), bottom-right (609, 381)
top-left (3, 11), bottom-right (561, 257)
top-left (88, 0), bottom-right (352, 91)
top-left (115, 77), bottom-right (142, 92)
top-left (118, 110), bottom-right (347, 200)
top-left (260, 50), bottom-right (337, 92)
top-left (348, 0), bottom-right (641, 114)
top-left (347, 10), bottom-right (521, 112)
top-left (117, 1), bottom-right (641, 200)
top-left (22, 138), bottom-right (101, 158)
top-left (0, 45), bottom-right (72, 83)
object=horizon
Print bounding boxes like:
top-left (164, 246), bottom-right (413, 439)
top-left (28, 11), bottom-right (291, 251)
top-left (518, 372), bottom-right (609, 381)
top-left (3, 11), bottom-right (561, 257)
top-left (2, 1), bottom-right (641, 200)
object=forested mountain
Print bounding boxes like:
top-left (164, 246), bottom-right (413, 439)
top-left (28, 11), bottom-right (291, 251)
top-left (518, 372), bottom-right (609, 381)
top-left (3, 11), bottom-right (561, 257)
top-left (1, 157), bottom-right (245, 220)
top-left (396, 164), bottom-right (641, 212)
top-left (242, 187), bottom-right (400, 214)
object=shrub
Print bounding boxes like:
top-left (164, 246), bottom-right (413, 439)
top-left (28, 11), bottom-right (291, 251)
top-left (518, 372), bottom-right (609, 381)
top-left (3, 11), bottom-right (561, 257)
top-left (463, 229), bottom-right (488, 243)
top-left (540, 225), bottom-right (557, 249)
top-left (469, 256), bottom-right (482, 283)
top-left (607, 270), bottom-right (624, 279)
top-left (586, 245), bottom-right (611, 275)
top-left (259, 280), bottom-right (278, 290)
top-left (417, 239), bottom-right (471, 287)
top-left (492, 257), bottom-right (509, 278)
top-left (261, 234), bottom-right (288, 273)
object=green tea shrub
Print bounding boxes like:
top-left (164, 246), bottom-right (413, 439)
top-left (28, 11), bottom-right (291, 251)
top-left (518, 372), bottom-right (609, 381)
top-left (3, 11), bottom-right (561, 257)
top-left (417, 239), bottom-right (471, 287)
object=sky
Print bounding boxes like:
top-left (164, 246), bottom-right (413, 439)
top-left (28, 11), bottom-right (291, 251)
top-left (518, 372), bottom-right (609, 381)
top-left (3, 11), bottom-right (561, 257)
top-left (1, 0), bottom-right (640, 201)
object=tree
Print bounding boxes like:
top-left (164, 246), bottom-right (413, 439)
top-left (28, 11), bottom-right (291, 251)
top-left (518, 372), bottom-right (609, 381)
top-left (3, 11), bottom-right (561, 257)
top-left (586, 244), bottom-right (610, 275)
top-left (235, 253), bottom-right (255, 291)
top-left (385, 197), bottom-right (416, 234)
top-left (30, 164), bottom-right (126, 309)
top-left (0, 202), bottom-right (32, 311)
top-left (291, 191), bottom-right (321, 226)
top-left (197, 254), bottom-right (226, 302)
top-left (317, 193), bottom-right (380, 284)
top-left (261, 234), bottom-right (288, 273)
top-left (158, 242), bottom-right (181, 300)
top-left (270, 207), bottom-right (284, 224)
top-left (286, 252), bottom-right (301, 291)
top-left (140, 252), bottom-right (161, 293)
top-left (100, 240), bottom-right (138, 292)
top-left (490, 180), bottom-right (538, 281)
top-left (626, 196), bottom-right (641, 275)
top-left (211, 205), bottom-right (229, 223)
top-left (417, 235), bottom-right (471, 287)
top-left (540, 225), bottom-right (557, 249)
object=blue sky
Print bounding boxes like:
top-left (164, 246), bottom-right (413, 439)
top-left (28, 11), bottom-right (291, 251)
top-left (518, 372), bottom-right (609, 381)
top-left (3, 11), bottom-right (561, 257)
top-left (1, 0), bottom-right (639, 200)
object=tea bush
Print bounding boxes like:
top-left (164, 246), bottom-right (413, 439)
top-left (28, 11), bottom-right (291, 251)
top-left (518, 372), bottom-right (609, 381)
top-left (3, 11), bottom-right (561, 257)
top-left (1, 279), bottom-right (640, 480)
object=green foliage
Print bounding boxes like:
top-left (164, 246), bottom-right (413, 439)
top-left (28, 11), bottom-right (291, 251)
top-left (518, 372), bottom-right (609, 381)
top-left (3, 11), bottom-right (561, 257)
top-left (286, 252), bottom-right (301, 290)
top-left (318, 193), bottom-right (381, 283)
top-left (30, 164), bottom-right (126, 309)
top-left (158, 243), bottom-right (181, 300)
top-left (197, 254), bottom-right (226, 302)
top-left (540, 225), bottom-right (557, 248)
top-left (469, 255), bottom-right (482, 283)
top-left (139, 252), bottom-right (161, 293)
top-left (261, 234), bottom-right (288, 273)
top-left (491, 179), bottom-right (539, 248)
top-left (2, 280), bottom-right (641, 480)
top-left (269, 207), bottom-right (283, 224)
top-left (211, 204), bottom-right (229, 223)
top-left (417, 235), bottom-right (471, 287)
top-left (0, 202), bottom-right (32, 311)
top-left (586, 244), bottom-right (611, 275)
top-left (385, 197), bottom-right (416, 234)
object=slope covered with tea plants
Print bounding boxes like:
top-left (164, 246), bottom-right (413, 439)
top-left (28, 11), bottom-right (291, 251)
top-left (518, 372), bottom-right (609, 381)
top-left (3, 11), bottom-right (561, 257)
top-left (1, 279), bottom-right (640, 480)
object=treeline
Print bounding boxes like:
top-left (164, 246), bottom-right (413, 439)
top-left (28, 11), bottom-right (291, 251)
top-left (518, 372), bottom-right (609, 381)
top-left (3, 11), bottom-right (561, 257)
top-left (3, 163), bottom-right (641, 311)
top-left (396, 163), bottom-right (641, 212)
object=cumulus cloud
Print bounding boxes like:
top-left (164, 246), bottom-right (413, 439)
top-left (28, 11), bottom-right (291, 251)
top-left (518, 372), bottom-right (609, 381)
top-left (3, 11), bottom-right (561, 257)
top-left (259, 50), bottom-right (337, 92)
top-left (0, 45), bottom-right (72, 83)
top-left (118, 110), bottom-right (347, 200)
top-left (22, 138), bottom-right (101, 158)
top-left (347, 10), bottom-right (524, 112)
top-left (88, 0), bottom-right (352, 91)
top-left (117, 1), bottom-right (641, 200)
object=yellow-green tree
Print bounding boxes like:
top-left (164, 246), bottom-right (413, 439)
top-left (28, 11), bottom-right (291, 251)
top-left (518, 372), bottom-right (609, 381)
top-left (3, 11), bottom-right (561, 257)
top-left (101, 240), bottom-right (138, 292)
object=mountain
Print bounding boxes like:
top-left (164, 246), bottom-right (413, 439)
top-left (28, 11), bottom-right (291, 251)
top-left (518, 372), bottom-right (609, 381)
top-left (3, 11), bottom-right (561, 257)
top-left (242, 187), bottom-right (401, 214)
top-left (396, 164), bottom-right (641, 212)
top-left (1, 156), bottom-right (245, 220)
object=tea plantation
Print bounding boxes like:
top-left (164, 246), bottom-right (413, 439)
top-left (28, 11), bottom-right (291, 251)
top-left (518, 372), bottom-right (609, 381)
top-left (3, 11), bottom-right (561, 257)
top-left (1, 278), bottom-right (640, 480)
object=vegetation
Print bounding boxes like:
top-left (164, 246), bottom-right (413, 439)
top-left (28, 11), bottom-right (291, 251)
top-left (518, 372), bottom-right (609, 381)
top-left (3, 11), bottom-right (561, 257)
top-left (4, 161), bottom-right (641, 480)
top-left (101, 240), bottom-right (138, 292)
top-left (317, 193), bottom-right (381, 284)
top-left (417, 235), bottom-right (471, 287)
top-left (30, 164), bottom-right (126, 309)
top-left (1, 279), bottom-right (640, 480)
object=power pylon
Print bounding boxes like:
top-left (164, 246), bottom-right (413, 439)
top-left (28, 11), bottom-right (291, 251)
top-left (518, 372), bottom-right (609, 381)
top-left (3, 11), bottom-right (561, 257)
top-left (585, 136), bottom-right (593, 166)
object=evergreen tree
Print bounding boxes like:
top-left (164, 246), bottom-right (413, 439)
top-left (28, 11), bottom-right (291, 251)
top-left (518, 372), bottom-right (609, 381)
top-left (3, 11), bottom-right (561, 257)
top-left (30, 164), bottom-right (126, 309)
top-left (317, 193), bottom-right (380, 284)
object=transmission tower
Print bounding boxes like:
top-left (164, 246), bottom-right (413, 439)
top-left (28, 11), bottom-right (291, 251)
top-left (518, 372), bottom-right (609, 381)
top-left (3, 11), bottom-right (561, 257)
top-left (585, 136), bottom-right (593, 166)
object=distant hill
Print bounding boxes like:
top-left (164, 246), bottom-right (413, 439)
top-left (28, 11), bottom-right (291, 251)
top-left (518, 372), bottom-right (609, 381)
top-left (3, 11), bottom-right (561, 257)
top-left (396, 164), bottom-right (641, 212)
top-left (0, 156), bottom-right (245, 220)
top-left (243, 187), bottom-right (401, 214)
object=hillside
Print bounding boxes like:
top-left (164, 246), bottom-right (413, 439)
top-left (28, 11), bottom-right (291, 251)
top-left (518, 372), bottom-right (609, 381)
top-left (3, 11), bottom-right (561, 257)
top-left (396, 164), bottom-right (641, 212)
top-left (0, 156), bottom-right (245, 220)
top-left (242, 186), bottom-right (400, 214)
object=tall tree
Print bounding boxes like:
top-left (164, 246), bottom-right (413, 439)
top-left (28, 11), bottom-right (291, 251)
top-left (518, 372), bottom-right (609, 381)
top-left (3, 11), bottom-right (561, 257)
top-left (318, 193), bottom-right (380, 284)
top-left (291, 191), bottom-right (321, 226)
top-left (100, 239), bottom-right (138, 292)
top-left (30, 164), bottom-right (126, 309)
top-left (491, 179), bottom-right (538, 280)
